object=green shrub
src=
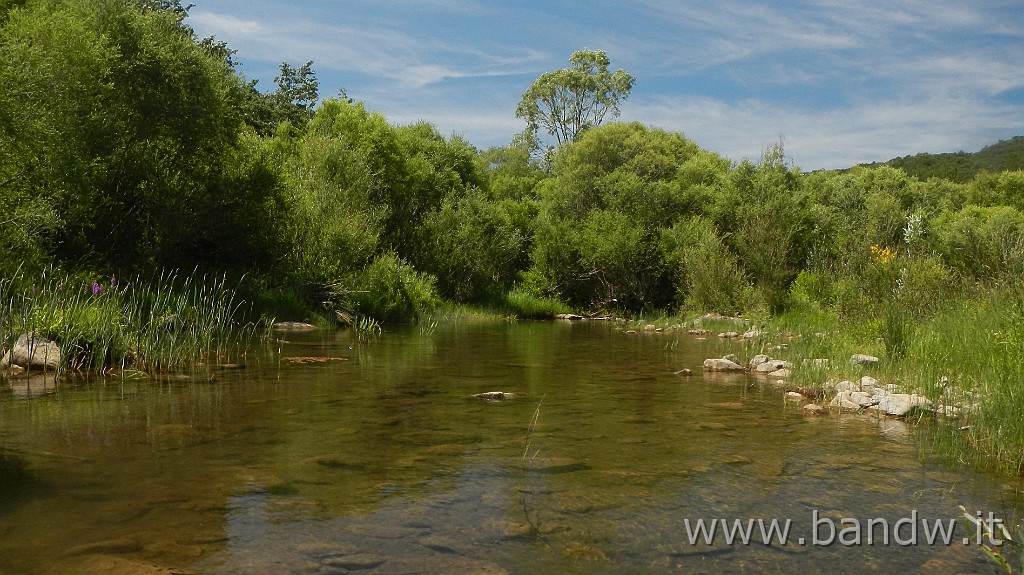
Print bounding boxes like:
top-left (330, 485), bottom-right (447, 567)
top-left (350, 253), bottom-right (441, 323)
top-left (661, 217), bottom-right (751, 313)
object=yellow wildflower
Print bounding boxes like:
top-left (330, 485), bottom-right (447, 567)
top-left (871, 244), bottom-right (896, 264)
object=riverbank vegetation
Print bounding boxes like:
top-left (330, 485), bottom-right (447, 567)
top-left (1, 1), bottom-right (1023, 468)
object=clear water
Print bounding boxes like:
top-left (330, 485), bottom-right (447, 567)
top-left (0, 321), bottom-right (1019, 574)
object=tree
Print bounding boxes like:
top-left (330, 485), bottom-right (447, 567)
top-left (273, 60), bottom-right (319, 127)
top-left (516, 49), bottom-right (634, 148)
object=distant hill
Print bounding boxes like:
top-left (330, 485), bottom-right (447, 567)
top-left (857, 136), bottom-right (1024, 182)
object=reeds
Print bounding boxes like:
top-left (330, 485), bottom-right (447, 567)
top-left (0, 266), bottom-right (263, 375)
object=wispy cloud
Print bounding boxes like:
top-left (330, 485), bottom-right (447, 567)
top-left (188, 0), bottom-right (1024, 169)
top-left (190, 7), bottom-right (548, 88)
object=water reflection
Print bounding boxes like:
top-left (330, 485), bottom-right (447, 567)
top-left (0, 322), bottom-right (1020, 574)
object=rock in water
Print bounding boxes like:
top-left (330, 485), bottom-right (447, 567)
top-left (473, 391), bottom-right (516, 400)
top-left (1, 333), bottom-right (61, 371)
top-left (702, 358), bottom-right (744, 372)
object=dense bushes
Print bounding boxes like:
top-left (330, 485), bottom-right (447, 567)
top-left (2, 0), bottom-right (1022, 327)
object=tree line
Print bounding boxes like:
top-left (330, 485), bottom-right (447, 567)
top-left (1, 0), bottom-right (1022, 325)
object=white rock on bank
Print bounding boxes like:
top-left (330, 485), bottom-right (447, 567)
top-left (850, 353), bottom-right (880, 367)
top-left (1, 333), bottom-right (61, 371)
top-left (874, 394), bottom-right (933, 417)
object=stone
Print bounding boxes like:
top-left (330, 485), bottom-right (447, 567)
top-left (643, 324), bottom-right (657, 332)
top-left (702, 358), bottom-right (744, 372)
top-left (830, 391), bottom-right (862, 410)
top-left (767, 368), bottom-right (791, 378)
top-left (742, 329), bottom-right (764, 339)
top-left (786, 391), bottom-right (805, 400)
top-left (718, 331), bottom-right (739, 338)
top-left (555, 313), bottom-right (584, 320)
top-left (802, 403), bottom-right (828, 416)
top-left (756, 360), bottom-right (788, 373)
top-left (1, 332), bottom-right (61, 371)
top-left (271, 321), bottom-right (317, 332)
top-left (850, 391), bottom-right (878, 407)
top-left (473, 391), bottom-right (516, 400)
top-left (875, 393), bottom-right (933, 417)
top-left (748, 354), bottom-right (770, 369)
top-left (834, 380), bottom-right (858, 393)
top-left (723, 353), bottom-right (741, 365)
top-left (686, 328), bottom-right (710, 335)
top-left (859, 376), bottom-right (878, 391)
top-left (674, 368), bottom-right (693, 376)
top-left (850, 353), bottom-right (880, 367)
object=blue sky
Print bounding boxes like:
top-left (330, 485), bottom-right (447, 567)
top-left (187, 1), bottom-right (1024, 170)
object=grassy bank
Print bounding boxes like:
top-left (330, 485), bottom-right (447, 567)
top-left (742, 285), bottom-right (1024, 473)
top-left (0, 267), bottom-right (266, 375)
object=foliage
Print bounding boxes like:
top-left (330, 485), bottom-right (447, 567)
top-left (863, 136), bottom-right (1024, 182)
top-left (349, 253), bottom-right (441, 323)
top-left (0, 267), bottom-right (259, 374)
top-left (661, 217), bottom-right (751, 313)
top-left (516, 49), bottom-right (634, 149)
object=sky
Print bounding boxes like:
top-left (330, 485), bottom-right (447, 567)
top-left (186, 1), bottom-right (1024, 170)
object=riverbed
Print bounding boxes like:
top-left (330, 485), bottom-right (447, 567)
top-left (0, 321), bottom-right (1019, 574)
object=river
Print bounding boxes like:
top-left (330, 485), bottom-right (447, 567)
top-left (0, 321), bottom-right (1019, 574)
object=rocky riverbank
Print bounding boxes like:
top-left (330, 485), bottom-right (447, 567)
top-left (700, 349), bottom-right (966, 420)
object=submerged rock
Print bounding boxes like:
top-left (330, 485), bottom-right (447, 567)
top-left (803, 403), bottom-right (828, 416)
top-left (272, 321), bottom-right (317, 332)
top-left (473, 391), bottom-right (516, 401)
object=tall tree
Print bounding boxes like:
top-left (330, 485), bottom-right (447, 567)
top-left (516, 49), bottom-right (634, 148)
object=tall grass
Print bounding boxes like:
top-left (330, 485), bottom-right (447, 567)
top-left (763, 284), bottom-right (1024, 473)
top-left (0, 267), bottom-right (263, 375)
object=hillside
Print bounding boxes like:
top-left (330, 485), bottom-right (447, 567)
top-left (858, 135), bottom-right (1024, 181)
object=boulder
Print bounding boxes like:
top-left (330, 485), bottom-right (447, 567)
top-left (859, 376), bottom-right (878, 392)
top-left (767, 368), bottom-right (792, 378)
top-left (834, 380), bottom-right (858, 393)
top-left (830, 391), bottom-right (862, 410)
top-left (850, 353), bottom-right (880, 367)
top-left (702, 358), bottom-right (744, 372)
top-left (850, 391), bottom-right (878, 407)
top-left (756, 360), bottom-right (789, 373)
top-left (748, 354), bottom-right (771, 369)
top-left (875, 394), bottom-right (933, 417)
top-left (1, 333), bottom-right (61, 371)
top-left (723, 353), bottom-right (741, 365)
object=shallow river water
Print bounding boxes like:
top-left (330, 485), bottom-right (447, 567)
top-left (0, 321), bottom-right (1021, 574)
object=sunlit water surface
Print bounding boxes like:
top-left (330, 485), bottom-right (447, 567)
top-left (0, 322), bottom-right (1020, 574)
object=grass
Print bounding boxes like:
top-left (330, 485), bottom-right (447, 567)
top-left (755, 285), bottom-right (1024, 473)
top-left (501, 288), bottom-right (572, 320)
top-left (0, 266), bottom-right (266, 376)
